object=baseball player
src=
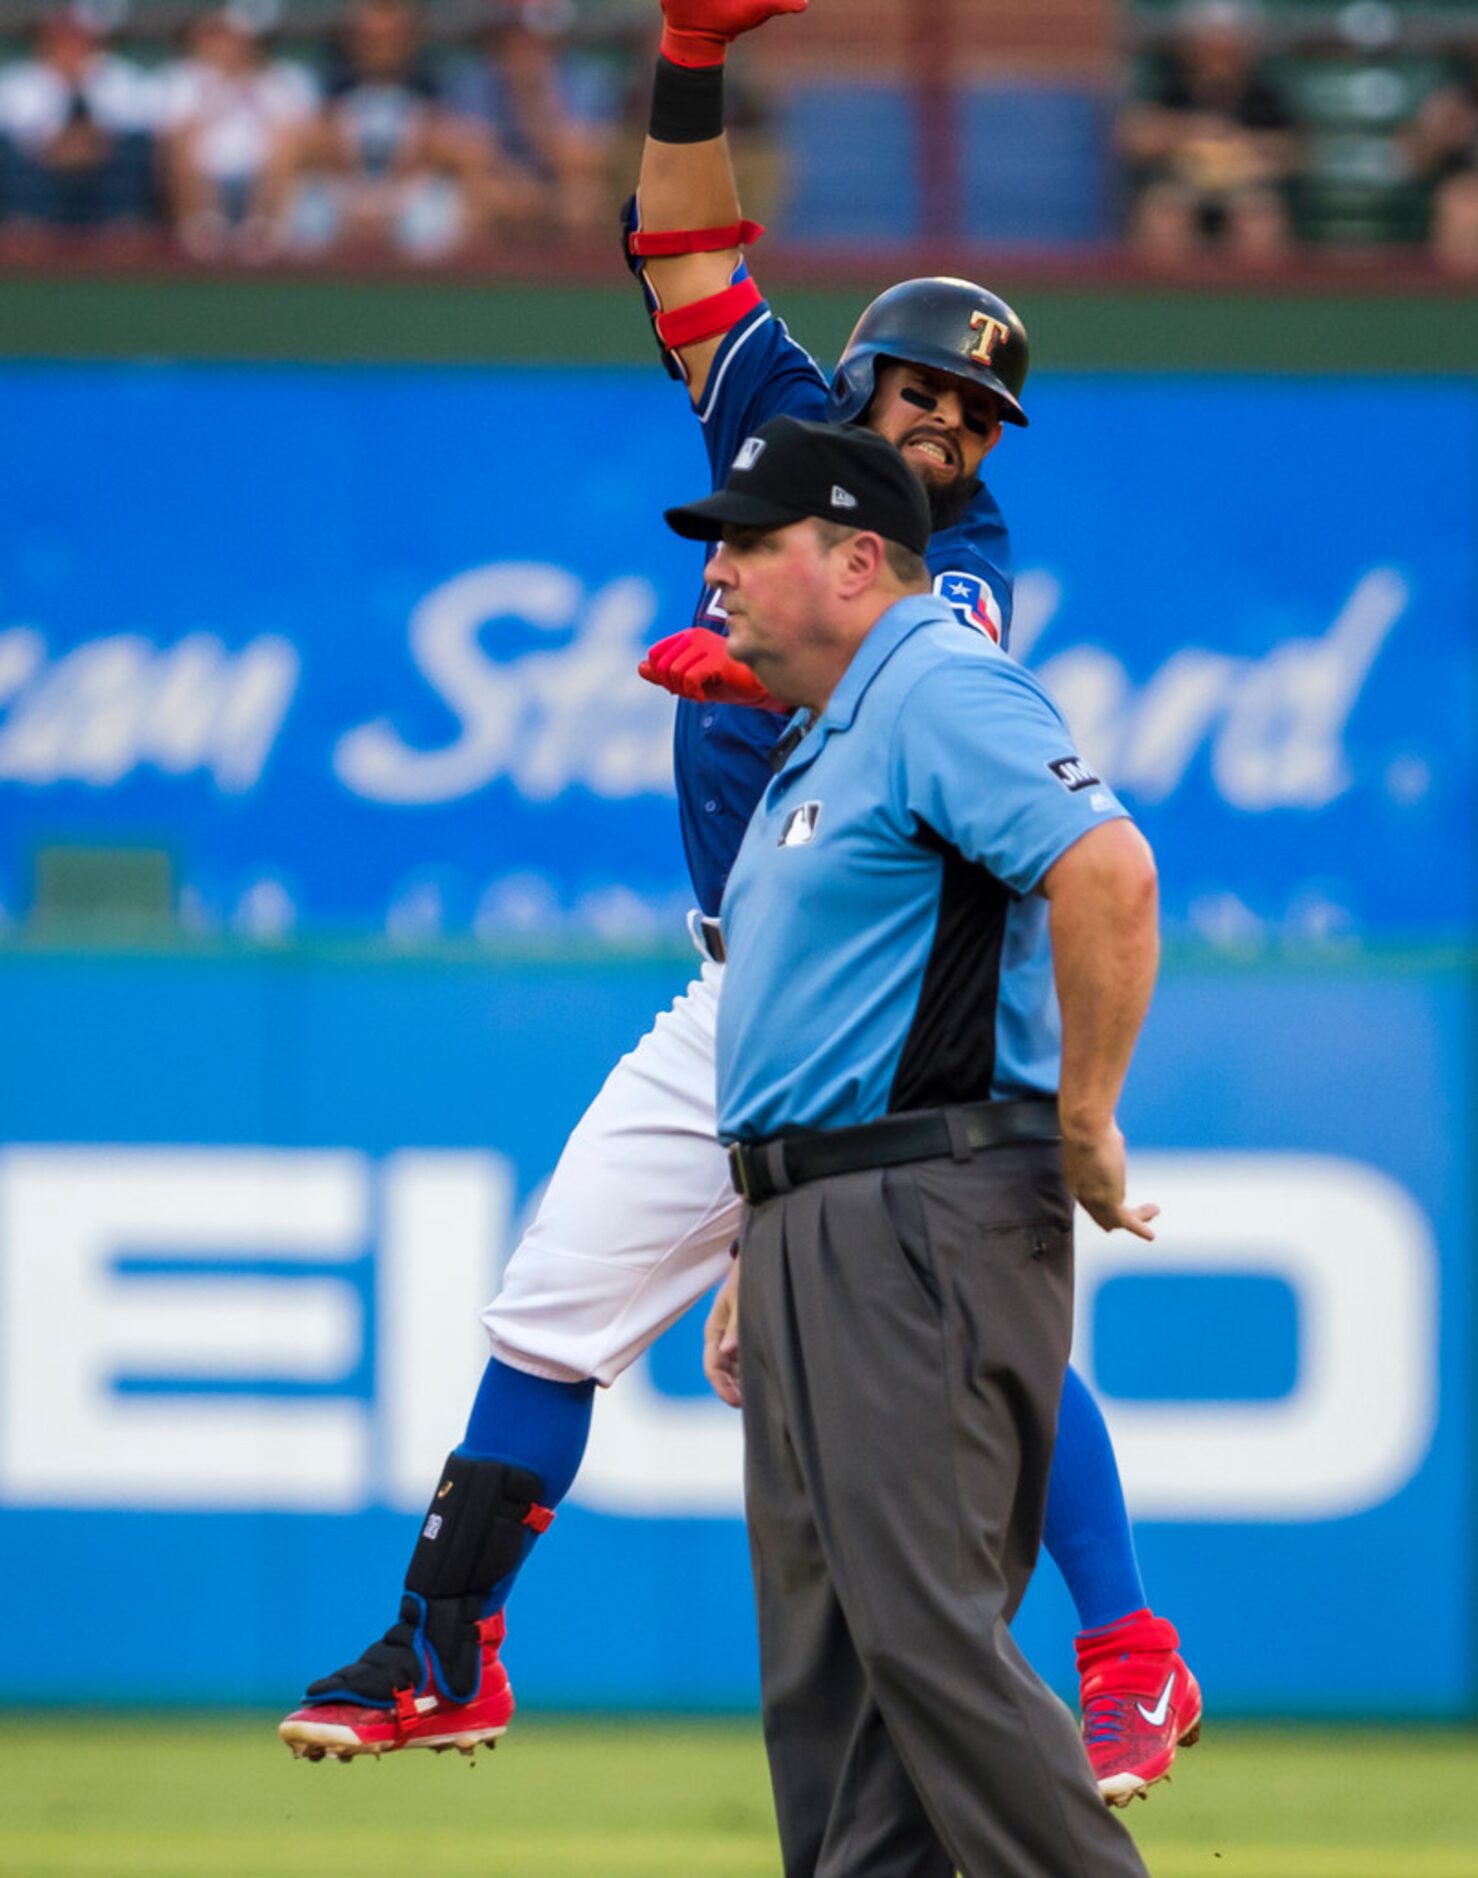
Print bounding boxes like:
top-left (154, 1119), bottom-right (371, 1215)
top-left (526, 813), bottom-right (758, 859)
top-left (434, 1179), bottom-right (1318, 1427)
top-left (281, 0), bottom-right (1202, 1805)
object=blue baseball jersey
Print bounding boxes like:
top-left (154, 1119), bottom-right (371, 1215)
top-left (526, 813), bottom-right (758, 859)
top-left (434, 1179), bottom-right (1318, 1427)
top-left (715, 595), bottom-right (1130, 1143)
top-left (672, 297), bottom-right (1016, 914)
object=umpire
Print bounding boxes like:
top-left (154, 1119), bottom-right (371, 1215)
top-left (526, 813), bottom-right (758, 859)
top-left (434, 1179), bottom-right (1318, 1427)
top-left (666, 416), bottom-right (1159, 1878)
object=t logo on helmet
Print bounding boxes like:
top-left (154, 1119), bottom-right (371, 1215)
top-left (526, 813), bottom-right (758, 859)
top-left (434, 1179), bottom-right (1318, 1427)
top-left (967, 311), bottom-right (1012, 366)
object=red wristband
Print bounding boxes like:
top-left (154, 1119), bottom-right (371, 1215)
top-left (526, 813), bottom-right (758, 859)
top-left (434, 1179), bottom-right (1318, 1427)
top-left (653, 276), bottom-right (762, 351)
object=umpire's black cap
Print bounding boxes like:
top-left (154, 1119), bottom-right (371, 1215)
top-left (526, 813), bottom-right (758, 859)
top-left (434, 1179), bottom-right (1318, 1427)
top-left (664, 415), bottom-right (931, 558)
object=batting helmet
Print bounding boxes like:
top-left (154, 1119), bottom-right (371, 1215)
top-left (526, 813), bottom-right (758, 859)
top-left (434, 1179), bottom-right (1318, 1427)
top-left (827, 277), bottom-right (1031, 430)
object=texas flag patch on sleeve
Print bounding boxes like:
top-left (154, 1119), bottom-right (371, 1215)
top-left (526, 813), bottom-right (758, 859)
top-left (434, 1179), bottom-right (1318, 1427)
top-left (933, 571), bottom-right (1003, 644)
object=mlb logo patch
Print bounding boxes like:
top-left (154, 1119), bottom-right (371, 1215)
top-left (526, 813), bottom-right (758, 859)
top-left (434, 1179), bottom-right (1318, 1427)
top-left (933, 571), bottom-right (1002, 643)
top-left (779, 802), bottom-right (822, 847)
top-left (733, 436), bottom-right (767, 471)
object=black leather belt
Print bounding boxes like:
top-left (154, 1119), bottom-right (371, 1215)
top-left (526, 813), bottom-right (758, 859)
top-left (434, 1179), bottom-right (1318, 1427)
top-left (728, 1099), bottom-right (1060, 1205)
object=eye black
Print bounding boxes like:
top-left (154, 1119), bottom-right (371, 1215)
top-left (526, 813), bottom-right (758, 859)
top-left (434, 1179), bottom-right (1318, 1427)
top-left (901, 380), bottom-right (994, 436)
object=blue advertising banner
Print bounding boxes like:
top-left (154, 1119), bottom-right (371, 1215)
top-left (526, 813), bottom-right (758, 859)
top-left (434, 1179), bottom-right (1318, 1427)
top-left (0, 949), bottom-right (1469, 1716)
top-left (0, 365), bottom-right (1473, 945)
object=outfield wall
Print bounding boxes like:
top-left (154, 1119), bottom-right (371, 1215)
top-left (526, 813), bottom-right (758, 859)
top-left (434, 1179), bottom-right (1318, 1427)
top-left (0, 354), bottom-right (1473, 1716)
top-left (1, 366), bottom-right (1471, 940)
top-left (1, 271), bottom-right (1475, 371)
top-left (0, 947), bottom-right (1469, 1716)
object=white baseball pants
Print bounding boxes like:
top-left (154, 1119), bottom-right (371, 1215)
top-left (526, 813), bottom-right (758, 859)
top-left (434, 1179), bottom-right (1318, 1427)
top-left (480, 957), bottom-right (740, 1386)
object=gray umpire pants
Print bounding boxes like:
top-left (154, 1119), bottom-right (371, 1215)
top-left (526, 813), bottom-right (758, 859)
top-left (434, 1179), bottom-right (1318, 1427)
top-left (738, 1143), bottom-right (1150, 1878)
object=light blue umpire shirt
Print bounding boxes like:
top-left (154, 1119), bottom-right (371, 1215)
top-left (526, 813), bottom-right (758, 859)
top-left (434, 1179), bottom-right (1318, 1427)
top-left (715, 593), bottom-right (1131, 1144)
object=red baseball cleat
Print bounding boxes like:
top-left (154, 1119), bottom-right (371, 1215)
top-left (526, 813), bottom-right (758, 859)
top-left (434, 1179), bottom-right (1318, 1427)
top-left (1075, 1609), bottom-right (1203, 1806)
top-left (279, 1610), bottom-right (513, 1761)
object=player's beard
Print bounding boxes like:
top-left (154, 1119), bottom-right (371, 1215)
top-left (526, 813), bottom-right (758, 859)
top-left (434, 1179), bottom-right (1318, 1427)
top-left (923, 471), bottom-right (982, 534)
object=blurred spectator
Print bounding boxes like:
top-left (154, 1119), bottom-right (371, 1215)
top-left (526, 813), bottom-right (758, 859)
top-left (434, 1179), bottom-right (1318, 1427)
top-left (1406, 50), bottom-right (1478, 272)
top-left (159, 8), bottom-right (318, 261)
top-left (1119, 0), bottom-right (1301, 263)
top-left (446, 0), bottom-right (619, 240)
top-left (718, 50), bottom-right (785, 233)
top-left (0, 10), bottom-right (156, 232)
top-left (265, 0), bottom-right (493, 260)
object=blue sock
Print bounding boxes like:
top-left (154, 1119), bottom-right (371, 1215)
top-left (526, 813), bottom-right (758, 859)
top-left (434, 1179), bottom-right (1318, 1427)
top-left (1042, 1364), bottom-right (1148, 1633)
top-left (454, 1355), bottom-right (596, 1615)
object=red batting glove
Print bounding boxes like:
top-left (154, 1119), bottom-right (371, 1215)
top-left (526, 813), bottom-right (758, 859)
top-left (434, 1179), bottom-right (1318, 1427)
top-left (638, 627), bottom-right (789, 710)
top-left (659, 0), bottom-right (808, 69)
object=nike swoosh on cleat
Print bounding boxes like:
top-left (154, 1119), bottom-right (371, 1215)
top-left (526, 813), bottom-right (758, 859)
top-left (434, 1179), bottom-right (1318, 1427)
top-left (1137, 1675), bottom-right (1176, 1727)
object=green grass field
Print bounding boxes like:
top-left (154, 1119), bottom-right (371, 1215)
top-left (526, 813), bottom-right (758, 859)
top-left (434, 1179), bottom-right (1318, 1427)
top-left (3, 1716), bottom-right (1475, 1877)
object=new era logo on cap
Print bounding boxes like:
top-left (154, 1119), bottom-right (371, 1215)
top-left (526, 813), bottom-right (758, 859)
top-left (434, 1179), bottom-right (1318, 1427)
top-left (830, 485), bottom-right (858, 510)
top-left (733, 436), bottom-right (767, 471)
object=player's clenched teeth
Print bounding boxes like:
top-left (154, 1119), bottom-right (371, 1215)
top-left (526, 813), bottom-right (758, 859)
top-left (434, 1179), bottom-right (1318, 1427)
top-left (902, 433), bottom-right (959, 473)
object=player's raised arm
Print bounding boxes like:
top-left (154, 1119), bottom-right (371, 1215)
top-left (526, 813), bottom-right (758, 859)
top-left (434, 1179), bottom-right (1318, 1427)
top-left (627, 0), bottom-right (806, 404)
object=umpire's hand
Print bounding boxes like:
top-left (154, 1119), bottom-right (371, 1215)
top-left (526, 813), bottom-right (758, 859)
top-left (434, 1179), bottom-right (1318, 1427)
top-left (1062, 1121), bottom-right (1159, 1240)
top-left (703, 1257), bottom-right (743, 1407)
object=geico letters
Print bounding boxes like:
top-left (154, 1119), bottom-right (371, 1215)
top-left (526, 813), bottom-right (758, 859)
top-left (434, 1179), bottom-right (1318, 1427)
top-left (0, 1147), bottom-right (1437, 1524)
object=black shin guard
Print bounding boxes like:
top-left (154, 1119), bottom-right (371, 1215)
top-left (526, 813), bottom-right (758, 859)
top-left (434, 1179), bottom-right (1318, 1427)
top-left (309, 1454), bottom-right (551, 1705)
top-left (405, 1451), bottom-right (548, 1602)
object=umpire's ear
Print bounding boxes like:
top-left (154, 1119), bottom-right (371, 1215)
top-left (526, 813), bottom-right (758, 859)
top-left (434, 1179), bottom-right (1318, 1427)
top-left (829, 529), bottom-right (889, 599)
